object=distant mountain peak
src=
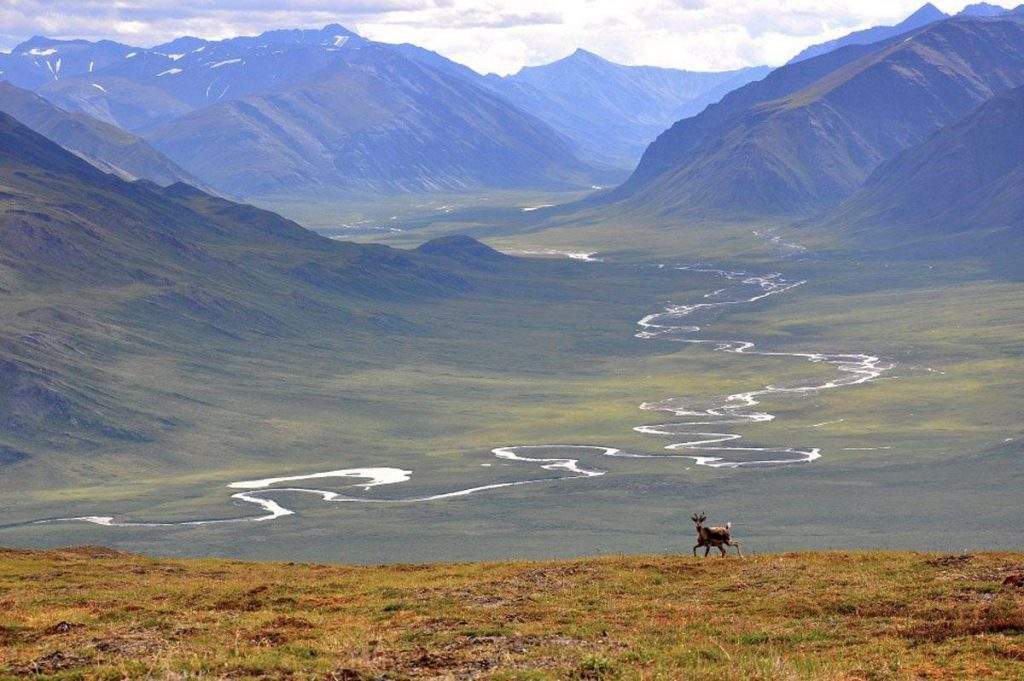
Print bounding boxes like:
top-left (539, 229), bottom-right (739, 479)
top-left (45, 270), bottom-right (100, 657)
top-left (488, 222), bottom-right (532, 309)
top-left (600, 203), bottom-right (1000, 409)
top-left (320, 23), bottom-right (356, 36)
top-left (568, 48), bottom-right (603, 60)
top-left (12, 35), bottom-right (66, 54)
top-left (958, 2), bottom-right (1009, 16)
top-left (254, 23), bottom-right (358, 43)
top-left (12, 35), bottom-right (127, 53)
top-left (905, 2), bottom-right (947, 22)
top-left (153, 24), bottom-right (357, 54)
top-left (533, 47), bottom-right (611, 71)
top-left (788, 3), bottom-right (949, 63)
top-left (153, 35), bottom-right (208, 53)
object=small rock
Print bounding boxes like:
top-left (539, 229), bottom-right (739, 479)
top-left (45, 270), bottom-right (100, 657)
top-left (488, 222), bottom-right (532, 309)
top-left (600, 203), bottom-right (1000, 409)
top-left (44, 621), bottom-right (81, 635)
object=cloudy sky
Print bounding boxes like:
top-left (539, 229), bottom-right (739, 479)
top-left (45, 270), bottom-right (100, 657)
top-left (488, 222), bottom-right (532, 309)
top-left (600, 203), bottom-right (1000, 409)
top-left (1, 1), bottom-right (1016, 74)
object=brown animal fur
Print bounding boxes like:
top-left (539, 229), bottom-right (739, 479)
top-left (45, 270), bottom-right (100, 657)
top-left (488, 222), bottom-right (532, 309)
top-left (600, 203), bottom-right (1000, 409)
top-left (691, 513), bottom-right (743, 558)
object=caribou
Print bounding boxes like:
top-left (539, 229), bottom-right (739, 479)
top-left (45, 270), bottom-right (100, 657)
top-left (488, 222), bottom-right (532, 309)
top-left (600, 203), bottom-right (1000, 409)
top-left (691, 512), bottom-right (743, 557)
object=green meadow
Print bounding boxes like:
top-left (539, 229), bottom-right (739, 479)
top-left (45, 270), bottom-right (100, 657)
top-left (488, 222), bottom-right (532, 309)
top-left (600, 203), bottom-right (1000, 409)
top-left (3, 187), bottom-right (1022, 563)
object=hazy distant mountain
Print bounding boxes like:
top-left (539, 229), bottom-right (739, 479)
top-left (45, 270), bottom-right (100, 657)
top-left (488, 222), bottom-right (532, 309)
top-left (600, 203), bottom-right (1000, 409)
top-left (390, 43), bottom-right (485, 84)
top-left (0, 81), bottom-right (199, 185)
top-left (388, 44), bottom-right (770, 171)
top-left (474, 50), bottom-right (770, 169)
top-left (959, 3), bottom-right (1010, 16)
top-left (603, 15), bottom-right (1024, 220)
top-left (38, 77), bottom-right (193, 131)
top-left (0, 36), bottom-right (137, 90)
top-left (25, 26), bottom-right (367, 132)
top-left (9, 24), bottom-right (603, 197)
top-left (788, 3), bottom-right (947, 64)
top-left (824, 84), bottom-right (1024, 241)
top-left (145, 41), bottom-right (599, 197)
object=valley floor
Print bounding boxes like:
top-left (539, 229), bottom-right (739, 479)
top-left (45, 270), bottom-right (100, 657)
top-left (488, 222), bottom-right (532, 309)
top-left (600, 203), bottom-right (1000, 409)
top-left (1, 547), bottom-right (1022, 679)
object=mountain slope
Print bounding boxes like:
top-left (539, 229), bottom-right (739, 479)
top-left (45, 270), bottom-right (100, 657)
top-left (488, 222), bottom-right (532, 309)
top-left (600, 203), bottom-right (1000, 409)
top-left (21, 26), bottom-right (365, 132)
top-left (0, 81), bottom-right (199, 186)
top-left (605, 16), bottom-right (1024, 220)
top-left (0, 109), bottom-right (499, 451)
top-left (824, 84), bottom-right (1024, 243)
top-left (144, 41), bottom-right (599, 197)
top-left (0, 35), bottom-right (196, 131)
top-left (788, 3), bottom-right (948, 63)
top-left (480, 50), bottom-right (770, 169)
top-left (22, 25), bottom-right (601, 196)
top-left (37, 77), bottom-right (194, 132)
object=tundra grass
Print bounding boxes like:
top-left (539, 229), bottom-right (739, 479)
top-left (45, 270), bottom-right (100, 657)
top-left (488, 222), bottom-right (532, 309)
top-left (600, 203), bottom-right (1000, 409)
top-left (1, 547), bottom-right (1022, 679)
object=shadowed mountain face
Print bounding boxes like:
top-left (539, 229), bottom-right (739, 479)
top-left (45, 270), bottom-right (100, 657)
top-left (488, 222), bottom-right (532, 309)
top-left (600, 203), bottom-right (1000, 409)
top-left (788, 3), bottom-right (948, 64)
top-left (604, 16), bottom-right (1024, 220)
top-left (144, 42), bottom-right (599, 197)
top-left (480, 50), bottom-right (770, 170)
top-left (823, 84), bottom-right (1024, 247)
top-left (0, 110), bottom-right (316, 288)
top-left (0, 110), bottom-right (504, 448)
top-left (0, 81), bottom-right (199, 186)
top-left (2, 25), bottom-right (602, 197)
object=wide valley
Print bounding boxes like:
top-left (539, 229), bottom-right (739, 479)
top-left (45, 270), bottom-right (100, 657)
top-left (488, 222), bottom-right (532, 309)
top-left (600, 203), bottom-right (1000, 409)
top-left (3, 227), bottom-right (1020, 563)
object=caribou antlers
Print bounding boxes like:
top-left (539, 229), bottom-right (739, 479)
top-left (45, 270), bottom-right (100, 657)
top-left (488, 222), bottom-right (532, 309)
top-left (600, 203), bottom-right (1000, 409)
top-left (692, 511), bottom-right (742, 558)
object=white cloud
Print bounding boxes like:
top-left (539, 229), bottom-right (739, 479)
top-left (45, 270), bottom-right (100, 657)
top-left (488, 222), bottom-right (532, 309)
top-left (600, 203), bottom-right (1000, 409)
top-left (0, 0), bottom-right (1017, 74)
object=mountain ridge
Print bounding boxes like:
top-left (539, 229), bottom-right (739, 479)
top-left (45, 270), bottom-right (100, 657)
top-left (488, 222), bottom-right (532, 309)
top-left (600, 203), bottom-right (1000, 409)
top-left (142, 40), bottom-right (602, 196)
top-left (598, 15), bottom-right (1024, 220)
top-left (0, 108), bottom-right (507, 446)
top-left (787, 3), bottom-right (948, 64)
top-left (479, 49), bottom-right (770, 169)
top-left (0, 81), bottom-right (201, 186)
top-left (4, 24), bottom-right (607, 197)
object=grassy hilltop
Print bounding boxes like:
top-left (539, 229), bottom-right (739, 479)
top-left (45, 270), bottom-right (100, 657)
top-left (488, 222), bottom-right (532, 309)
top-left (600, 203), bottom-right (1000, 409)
top-left (1, 548), bottom-right (1022, 679)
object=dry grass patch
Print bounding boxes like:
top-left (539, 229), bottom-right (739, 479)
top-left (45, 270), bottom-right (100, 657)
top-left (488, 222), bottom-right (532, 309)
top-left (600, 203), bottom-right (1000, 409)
top-left (0, 548), bottom-right (1022, 679)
